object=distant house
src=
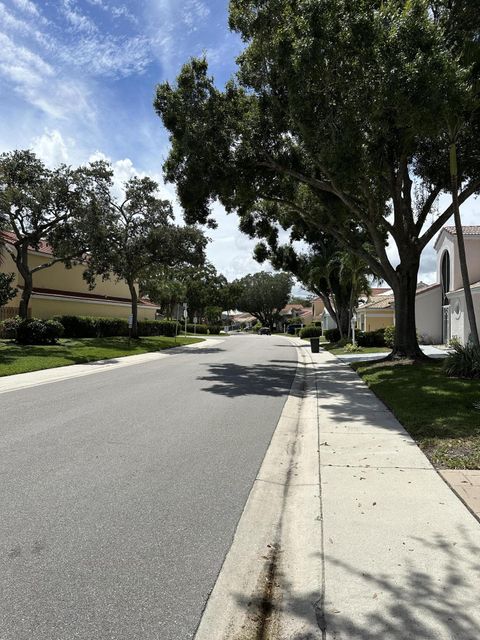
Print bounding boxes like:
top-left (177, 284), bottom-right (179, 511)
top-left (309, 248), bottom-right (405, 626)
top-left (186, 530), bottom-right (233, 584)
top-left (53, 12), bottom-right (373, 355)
top-left (0, 231), bottom-right (157, 321)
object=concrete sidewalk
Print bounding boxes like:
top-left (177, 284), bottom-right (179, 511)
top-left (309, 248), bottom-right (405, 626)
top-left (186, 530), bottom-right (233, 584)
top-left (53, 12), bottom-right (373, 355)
top-left (309, 346), bottom-right (480, 639)
top-left (194, 339), bottom-right (480, 639)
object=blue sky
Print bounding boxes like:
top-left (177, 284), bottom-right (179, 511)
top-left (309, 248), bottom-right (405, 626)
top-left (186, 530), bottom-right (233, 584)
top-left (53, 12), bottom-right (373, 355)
top-left (0, 0), bottom-right (477, 286)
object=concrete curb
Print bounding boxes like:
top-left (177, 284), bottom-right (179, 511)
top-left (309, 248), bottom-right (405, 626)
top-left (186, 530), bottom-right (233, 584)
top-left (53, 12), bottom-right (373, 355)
top-left (195, 340), bottom-right (480, 639)
top-left (0, 338), bottom-right (218, 395)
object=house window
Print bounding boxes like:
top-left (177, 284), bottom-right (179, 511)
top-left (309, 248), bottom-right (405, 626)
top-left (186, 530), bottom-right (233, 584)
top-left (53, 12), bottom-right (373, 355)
top-left (441, 251), bottom-right (451, 305)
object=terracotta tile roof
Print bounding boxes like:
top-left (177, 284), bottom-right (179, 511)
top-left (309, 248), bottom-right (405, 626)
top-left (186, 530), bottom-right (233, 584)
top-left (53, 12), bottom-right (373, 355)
top-left (1, 230), bottom-right (53, 255)
top-left (444, 226), bottom-right (480, 236)
top-left (21, 286), bottom-right (156, 307)
top-left (359, 294), bottom-right (395, 310)
top-left (370, 287), bottom-right (391, 296)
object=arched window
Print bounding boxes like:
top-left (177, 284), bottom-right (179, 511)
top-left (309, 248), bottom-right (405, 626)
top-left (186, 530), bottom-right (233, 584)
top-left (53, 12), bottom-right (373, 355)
top-left (441, 251), bottom-right (451, 305)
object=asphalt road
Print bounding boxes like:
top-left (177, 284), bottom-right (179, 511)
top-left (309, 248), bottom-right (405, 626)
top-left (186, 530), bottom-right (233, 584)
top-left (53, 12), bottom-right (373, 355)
top-left (0, 335), bottom-right (298, 640)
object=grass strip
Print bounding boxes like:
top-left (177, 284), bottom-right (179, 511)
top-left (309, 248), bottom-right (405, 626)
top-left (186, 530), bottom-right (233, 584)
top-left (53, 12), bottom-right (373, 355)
top-left (0, 336), bottom-right (203, 377)
top-left (353, 359), bottom-right (480, 469)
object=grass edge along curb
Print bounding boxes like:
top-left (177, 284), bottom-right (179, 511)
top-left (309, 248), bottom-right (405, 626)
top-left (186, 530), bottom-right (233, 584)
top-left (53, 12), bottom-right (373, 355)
top-left (352, 359), bottom-right (480, 470)
top-left (0, 335), bottom-right (203, 377)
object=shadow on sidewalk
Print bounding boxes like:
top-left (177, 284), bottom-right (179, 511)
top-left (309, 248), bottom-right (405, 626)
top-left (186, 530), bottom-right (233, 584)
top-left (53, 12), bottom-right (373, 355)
top-left (233, 525), bottom-right (480, 639)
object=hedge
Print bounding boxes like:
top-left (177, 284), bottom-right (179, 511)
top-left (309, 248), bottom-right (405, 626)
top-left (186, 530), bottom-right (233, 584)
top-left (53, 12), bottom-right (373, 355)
top-left (137, 320), bottom-right (178, 337)
top-left (53, 315), bottom-right (129, 338)
top-left (324, 328), bottom-right (341, 343)
top-left (207, 325), bottom-right (222, 335)
top-left (300, 324), bottom-right (322, 339)
top-left (14, 318), bottom-right (64, 345)
top-left (54, 315), bottom-right (181, 338)
top-left (356, 329), bottom-right (386, 348)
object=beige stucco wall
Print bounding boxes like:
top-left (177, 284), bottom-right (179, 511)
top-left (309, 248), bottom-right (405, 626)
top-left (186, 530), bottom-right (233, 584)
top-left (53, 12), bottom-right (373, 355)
top-left (415, 287), bottom-right (442, 344)
top-left (311, 298), bottom-right (325, 318)
top-left (1, 245), bottom-right (155, 320)
top-left (30, 297), bottom-right (155, 321)
top-left (357, 311), bottom-right (394, 332)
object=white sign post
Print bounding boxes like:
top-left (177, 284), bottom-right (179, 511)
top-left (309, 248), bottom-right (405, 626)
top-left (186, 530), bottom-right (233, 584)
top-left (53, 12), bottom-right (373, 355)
top-left (183, 307), bottom-right (188, 336)
top-left (193, 317), bottom-right (198, 335)
top-left (351, 313), bottom-right (357, 346)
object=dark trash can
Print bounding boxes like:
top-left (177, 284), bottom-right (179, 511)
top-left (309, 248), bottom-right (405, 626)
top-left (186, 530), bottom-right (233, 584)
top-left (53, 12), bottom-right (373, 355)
top-left (310, 337), bottom-right (320, 353)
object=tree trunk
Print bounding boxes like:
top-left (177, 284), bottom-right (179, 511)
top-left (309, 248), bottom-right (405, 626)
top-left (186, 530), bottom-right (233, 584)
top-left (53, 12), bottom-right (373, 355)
top-left (16, 246), bottom-right (32, 320)
top-left (128, 281), bottom-right (139, 339)
top-left (390, 261), bottom-right (424, 360)
top-left (450, 144), bottom-right (479, 346)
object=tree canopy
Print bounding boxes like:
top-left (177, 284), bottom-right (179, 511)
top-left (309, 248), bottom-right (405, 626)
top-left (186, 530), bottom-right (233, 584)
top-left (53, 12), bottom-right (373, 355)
top-left (85, 175), bottom-right (207, 337)
top-left (234, 271), bottom-right (293, 329)
top-left (155, 0), bottom-right (480, 358)
top-left (0, 150), bottom-right (113, 319)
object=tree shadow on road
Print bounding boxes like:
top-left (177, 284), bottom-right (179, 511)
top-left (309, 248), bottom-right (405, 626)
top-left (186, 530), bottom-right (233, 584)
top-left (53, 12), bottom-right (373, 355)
top-left (198, 360), bottom-right (299, 398)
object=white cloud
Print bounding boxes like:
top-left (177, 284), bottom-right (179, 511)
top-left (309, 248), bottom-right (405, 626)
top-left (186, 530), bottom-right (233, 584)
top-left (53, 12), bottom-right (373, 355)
top-left (32, 129), bottom-right (72, 167)
top-left (61, 0), bottom-right (97, 33)
top-left (59, 34), bottom-right (152, 77)
top-left (11, 0), bottom-right (39, 16)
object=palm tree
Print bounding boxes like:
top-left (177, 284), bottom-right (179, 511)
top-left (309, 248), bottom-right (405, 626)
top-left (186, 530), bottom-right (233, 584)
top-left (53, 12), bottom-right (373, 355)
top-left (337, 252), bottom-right (372, 342)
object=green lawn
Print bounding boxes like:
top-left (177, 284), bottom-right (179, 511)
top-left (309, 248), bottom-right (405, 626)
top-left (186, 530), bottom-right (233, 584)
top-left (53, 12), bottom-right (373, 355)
top-left (353, 359), bottom-right (480, 469)
top-left (0, 336), bottom-right (203, 377)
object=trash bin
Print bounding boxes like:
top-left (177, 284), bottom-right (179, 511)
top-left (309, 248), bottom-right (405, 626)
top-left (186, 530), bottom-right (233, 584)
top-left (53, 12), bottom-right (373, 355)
top-left (310, 337), bottom-right (320, 353)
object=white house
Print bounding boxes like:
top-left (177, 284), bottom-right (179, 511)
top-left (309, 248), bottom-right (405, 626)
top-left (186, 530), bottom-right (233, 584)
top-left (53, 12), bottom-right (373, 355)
top-left (434, 226), bottom-right (480, 345)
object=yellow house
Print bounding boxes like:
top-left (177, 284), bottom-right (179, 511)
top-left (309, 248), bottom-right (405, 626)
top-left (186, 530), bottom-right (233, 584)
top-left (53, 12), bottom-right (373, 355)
top-left (356, 292), bottom-right (395, 332)
top-left (0, 231), bottom-right (157, 321)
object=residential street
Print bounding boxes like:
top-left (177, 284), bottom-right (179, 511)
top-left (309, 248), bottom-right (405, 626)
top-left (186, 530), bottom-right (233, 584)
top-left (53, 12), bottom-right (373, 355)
top-left (0, 335), bottom-right (298, 640)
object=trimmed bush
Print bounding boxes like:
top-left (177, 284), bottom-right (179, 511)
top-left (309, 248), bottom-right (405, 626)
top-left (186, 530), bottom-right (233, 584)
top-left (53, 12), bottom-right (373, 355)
top-left (300, 324), bottom-right (322, 339)
top-left (1, 316), bottom-right (21, 340)
top-left (208, 325), bottom-right (222, 335)
top-left (324, 328), bottom-right (341, 343)
top-left (54, 315), bottom-right (130, 338)
top-left (357, 329), bottom-right (386, 348)
top-left (444, 342), bottom-right (480, 379)
top-left (186, 323), bottom-right (208, 334)
top-left (137, 320), bottom-right (178, 337)
top-left (383, 325), bottom-right (395, 348)
top-left (15, 318), bottom-right (64, 345)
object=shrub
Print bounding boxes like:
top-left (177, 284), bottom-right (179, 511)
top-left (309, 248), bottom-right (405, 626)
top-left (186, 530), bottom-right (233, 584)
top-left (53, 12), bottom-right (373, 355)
top-left (1, 316), bottom-right (21, 340)
top-left (95, 317), bottom-right (129, 337)
top-left (444, 342), bottom-right (480, 379)
top-left (344, 342), bottom-right (363, 353)
top-left (383, 325), bottom-right (395, 348)
top-left (208, 325), bottom-right (222, 335)
top-left (324, 328), bottom-right (341, 343)
top-left (184, 323), bottom-right (208, 334)
top-left (137, 320), bottom-right (178, 337)
top-left (54, 315), bottom-right (130, 338)
top-left (300, 324), bottom-right (322, 339)
top-left (357, 329), bottom-right (386, 348)
top-left (15, 318), bottom-right (64, 345)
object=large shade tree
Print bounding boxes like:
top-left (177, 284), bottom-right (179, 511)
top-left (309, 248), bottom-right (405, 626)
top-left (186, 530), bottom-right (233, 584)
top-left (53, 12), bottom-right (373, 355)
top-left (85, 176), bottom-right (207, 337)
top-left (0, 150), bottom-right (112, 319)
top-left (155, 1), bottom-right (480, 359)
top-left (234, 271), bottom-right (293, 330)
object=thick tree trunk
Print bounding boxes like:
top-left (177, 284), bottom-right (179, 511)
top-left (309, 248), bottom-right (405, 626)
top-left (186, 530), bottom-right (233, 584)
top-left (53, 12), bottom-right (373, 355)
top-left (450, 144), bottom-right (479, 346)
top-left (128, 281), bottom-right (139, 339)
top-left (390, 260), bottom-right (424, 360)
top-left (16, 247), bottom-right (32, 320)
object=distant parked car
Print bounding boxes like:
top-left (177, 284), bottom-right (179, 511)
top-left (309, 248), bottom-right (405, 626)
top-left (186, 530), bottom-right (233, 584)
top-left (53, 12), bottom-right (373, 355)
top-left (259, 327), bottom-right (271, 335)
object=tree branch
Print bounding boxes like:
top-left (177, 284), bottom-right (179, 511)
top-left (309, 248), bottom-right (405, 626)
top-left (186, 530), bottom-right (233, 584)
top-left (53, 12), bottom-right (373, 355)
top-left (419, 178), bottom-right (480, 248)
